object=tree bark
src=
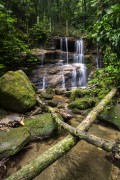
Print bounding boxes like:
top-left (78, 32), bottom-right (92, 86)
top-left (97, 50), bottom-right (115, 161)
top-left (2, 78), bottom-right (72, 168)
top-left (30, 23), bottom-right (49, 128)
top-left (51, 110), bottom-right (118, 153)
top-left (6, 88), bottom-right (117, 180)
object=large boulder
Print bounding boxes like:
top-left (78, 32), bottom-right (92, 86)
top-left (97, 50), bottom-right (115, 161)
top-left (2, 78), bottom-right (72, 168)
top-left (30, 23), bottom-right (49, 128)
top-left (0, 127), bottom-right (30, 159)
top-left (99, 104), bottom-right (120, 130)
top-left (24, 113), bottom-right (63, 139)
top-left (68, 98), bottom-right (96, 110)
top-left (0, 70), bottom-right (36, 113)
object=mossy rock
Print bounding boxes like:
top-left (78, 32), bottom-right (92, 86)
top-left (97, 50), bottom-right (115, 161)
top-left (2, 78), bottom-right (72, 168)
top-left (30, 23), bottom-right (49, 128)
top-left (70, 88), bottom-right (92, 101)
top-left (47, 100), bottom-right (58, 107)
top-left (41, 93), bottom-right (53, 100)
top-left (71, 108), bottom-right (81, 114)
top-left (55, 89), bottom-right (66, 95)
top-left (24, 113), bottom-right (63, 139)
top-left (68, 98), bottom-right (96, 110)
top-left (99, 104), bottom-right (120, 130)
top-left (0, 127), bottom-right (30, 159)
top-left (0, 70), bottom-right (36, 113)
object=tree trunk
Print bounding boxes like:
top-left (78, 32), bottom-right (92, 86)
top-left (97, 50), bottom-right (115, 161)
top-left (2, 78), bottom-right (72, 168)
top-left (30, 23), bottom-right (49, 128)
top-left (6, 88), bottom-right (117, 180)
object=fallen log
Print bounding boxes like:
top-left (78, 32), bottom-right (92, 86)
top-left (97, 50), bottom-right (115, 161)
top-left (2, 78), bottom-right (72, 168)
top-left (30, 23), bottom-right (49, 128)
top-left (6, 88), bottom-right (117, 180)
top-left (51, 110), bottom-right (120, 158)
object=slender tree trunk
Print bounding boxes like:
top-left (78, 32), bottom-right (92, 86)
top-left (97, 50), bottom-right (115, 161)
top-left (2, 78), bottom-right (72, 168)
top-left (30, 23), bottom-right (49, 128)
top-left (6, 88), bottom-right (117, 180)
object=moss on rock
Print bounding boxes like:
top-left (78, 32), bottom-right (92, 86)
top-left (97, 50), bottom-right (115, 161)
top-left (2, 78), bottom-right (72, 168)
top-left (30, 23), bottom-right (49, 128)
top-left (24, 113), bottom-right (63, 139)
top-left (68, 98), bottom-right (96, 110)
top-left (0, 127), bottom-right (30, 159)
top-left (70, 88), bottom-right (92, 101)
top-left (0, 70), bottom-right (36, 113)
top-left (99, 104), bottom-right (120, 130)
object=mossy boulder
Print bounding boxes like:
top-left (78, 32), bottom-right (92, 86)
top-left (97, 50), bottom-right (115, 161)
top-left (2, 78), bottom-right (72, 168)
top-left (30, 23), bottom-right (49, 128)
top-left (70, 88), bottom-right (92, 101)
top-left (55, 88), bottom-right (66, 95)
top-left (99, 104), bottom-right (120, 130)
top-left (24, 113), bottom-right (63, 139)
top-left (41, 93), bottom-right (53, 100)
top-left (47, 100), bottom-right (58, 107)
top-left (0, 127), bottom-right (30, 159)
top-left (0, 70), bottom-right (36, 113)
top-left (68, 98), bottom-right (96, 110)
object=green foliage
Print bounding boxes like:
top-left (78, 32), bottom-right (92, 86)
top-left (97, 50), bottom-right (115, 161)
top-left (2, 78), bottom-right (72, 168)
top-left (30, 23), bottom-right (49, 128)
top-left (0, 10), bottom-right (28, 65)
top-left (92, 3), bottom-right (120, 55)
top-left (30, 17), bottom-right (50, 43)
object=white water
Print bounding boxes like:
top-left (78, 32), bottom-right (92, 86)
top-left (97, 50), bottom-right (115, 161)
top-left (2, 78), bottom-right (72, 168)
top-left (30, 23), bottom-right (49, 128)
top-left (65, 37), bottom-right (69, 64)
top-left (71, 67), bottom-right (77, 87)
top-left (73, 39), bottom-right (87, 88)
top-left (60, 37), bottom-right (68, 64)
top-left (79, 64), bottom-right (87, 88)
top-left (60, 37), bottom-right (63, 60)
top-left (61, 69), bottom-right (65, 88)
top-left (74, 39), bottom-right (84, 63)
top-left (42, 72), bottom-right (47, 90)
top-left (40, 54), bottom-right (45, 66)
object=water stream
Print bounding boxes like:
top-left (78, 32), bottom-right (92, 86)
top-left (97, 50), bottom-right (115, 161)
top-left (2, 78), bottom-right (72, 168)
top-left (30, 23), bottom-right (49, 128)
top-left (42, 72), bottom-right (47, 90)
top-left (71, 67), bottom-right (77, 88)
top-left (61, 69), bottom-right (65, 88)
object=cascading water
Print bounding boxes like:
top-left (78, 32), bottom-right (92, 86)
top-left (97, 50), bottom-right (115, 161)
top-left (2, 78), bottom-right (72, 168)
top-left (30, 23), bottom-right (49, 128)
top-left (60, 37), bottom-right (68, 64)
top-left (42, 72), bottom-right (47, 90)
top-left (71, 67), bottom-right (77, 88)
top-left (60, 37), bottom-right (63, 60)
top-left (74, 39), bottom-right (84, 63)
top-left (73, 39), bottom-right (87, 88)
top-left (79, 64), bottom-right (87, 87)
top-left (61, 69), bottom-right (65, 88)
top-left (65, 37), bottom-right (68, 64)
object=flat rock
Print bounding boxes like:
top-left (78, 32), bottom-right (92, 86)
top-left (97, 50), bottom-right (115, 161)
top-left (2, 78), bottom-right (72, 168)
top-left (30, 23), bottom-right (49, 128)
top-left (0, 128), bottom-right (30, 159)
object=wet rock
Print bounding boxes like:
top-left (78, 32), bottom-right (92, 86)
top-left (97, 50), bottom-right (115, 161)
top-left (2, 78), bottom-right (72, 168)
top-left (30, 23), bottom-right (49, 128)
top-left (68, 98), bottom-right (96, 110)
top-left (71, 108), bottom-right (81, 114)
top-left (24, 113), bottom-right (63, 139)
top-left (47, 100), bottom-right (58, 107)
top-left (0, 128), bottom-right (30, 159)
top-left (55, 88), bottom-right (66, 95)
top-left (0, 109), bottom-right (7, 118)
top-left (0, 70), bottom-right (36, 113)
top-left (41, 93), bottom-right (53, 100)
top-left (99, 104), bottom-right (120, 130)
top-left (70, 88), bottom-right (92, 101)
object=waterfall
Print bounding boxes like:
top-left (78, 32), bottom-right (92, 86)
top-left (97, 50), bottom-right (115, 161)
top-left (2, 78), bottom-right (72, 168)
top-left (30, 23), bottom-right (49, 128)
top-left (60, 37), bottom-right (68, 64)
top-left (71, 67), bottom-right (77, 87)
top-left (61, 70), bottom-right (65, 88)
top-left (40, 54), bottom-right (44, 66)
top-left (74, 39), bottom-right (84, 63)
top-left (60, 37), bottom-right (63, 60)
top-left (79, 64), bottom-right (87, 87)
top-left (65, 37), bottom-right (68, 64)
top-left (42, 72), bottom-right (47, 90)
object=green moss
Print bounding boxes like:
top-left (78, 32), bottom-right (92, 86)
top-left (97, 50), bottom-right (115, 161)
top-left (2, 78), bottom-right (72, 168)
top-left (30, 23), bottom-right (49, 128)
top-left (99, 104), bottom-right (120, 129)
top-left (0, 70), bottom-right (36, 113)
top-left (47, 100), bottom-right (58, 107)
top-left (70, 88), bottom-right (92, 101)
top-left (68, 98), bottom-right (96, 110)
top-left (0, 127), bottom-right (30, 158)
top-left (42, 93), bottom-right (53, 100)
top-left (24, 113), bottom-right (63, 139)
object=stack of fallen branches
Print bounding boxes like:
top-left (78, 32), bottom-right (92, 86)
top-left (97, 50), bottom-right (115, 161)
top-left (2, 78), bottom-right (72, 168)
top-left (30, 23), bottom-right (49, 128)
top-left (6, 87), bottom-right (120, 180)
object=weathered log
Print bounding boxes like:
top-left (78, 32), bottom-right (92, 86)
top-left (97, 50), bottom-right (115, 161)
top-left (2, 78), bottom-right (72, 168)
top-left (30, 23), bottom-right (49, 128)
top-left (6, 88), bottom-right (117, 180)
top-left (51, 110), bottom-right (120, 156)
